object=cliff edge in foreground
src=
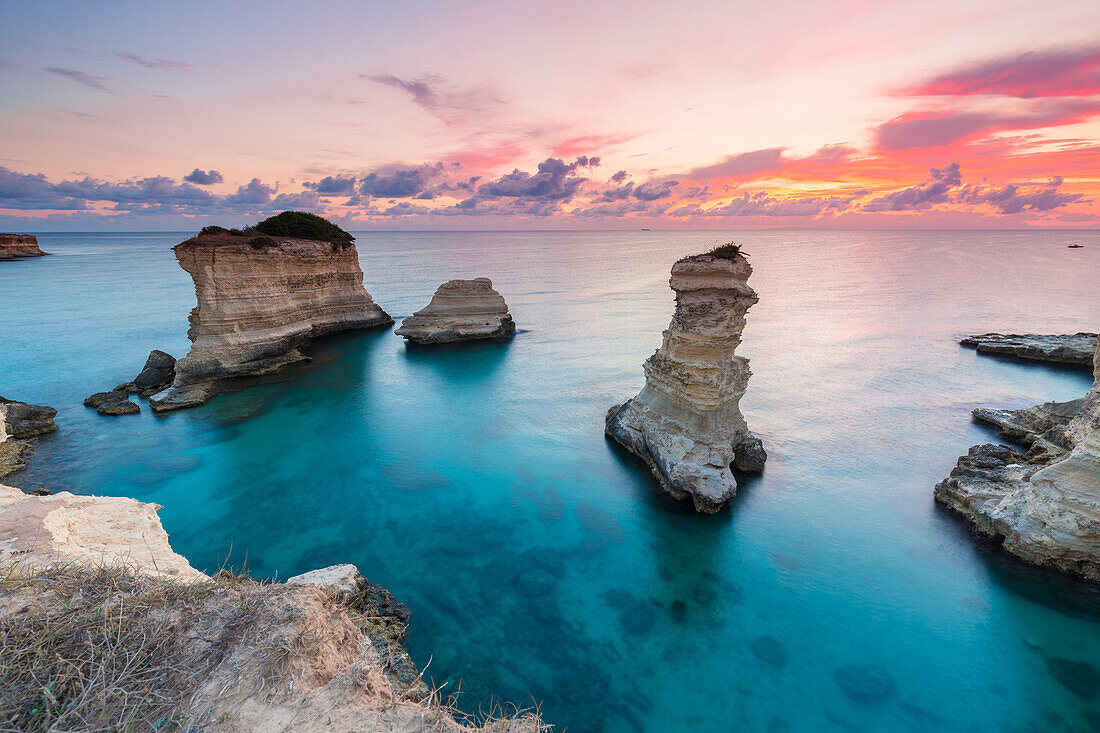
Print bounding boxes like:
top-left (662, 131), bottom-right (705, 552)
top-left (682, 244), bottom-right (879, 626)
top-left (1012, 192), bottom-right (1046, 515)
top-left (606, 247), bottom-right (766, 513)
top-left (936, 336), bottom-right (1100, 581)
top-left (0, 484), bottom-right (544, 732)
top-left (396, 277), bottom-right (516, 344)
top-left (151, 215), bottom-right (392, 411)
top-left (0, 234), bottom-right (48, 260)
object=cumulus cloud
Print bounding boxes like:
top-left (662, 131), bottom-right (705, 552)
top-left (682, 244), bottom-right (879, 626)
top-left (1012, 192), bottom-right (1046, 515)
top-left (44, 67), bottom-right (111, 92)
top-left (359, 163), bottom-right (445, 198)
top-left (224, 178), bottom-right (274, 206)
top-left (305, 175), bottom-right (357, 195)
top-left (183, 168), bottom-right (224, 185)
top-left (864, 163), bottom-right (962, 211)
top-left (905, 46), bottom-right (1100, 98)
top-left (701, 191), bottom-right (864, 217)
top-left (476, 156), bottom-right (599, 202)
top-left (958, 175), bottom-right (1083, 214)
top-left (116, 52), bottom-right (192, 71)
top-left (595, 176), bottom-right (678, 202)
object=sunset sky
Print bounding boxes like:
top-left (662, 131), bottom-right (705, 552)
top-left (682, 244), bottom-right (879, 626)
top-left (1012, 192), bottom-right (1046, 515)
top-left (2, 0), bottom-right (1099, 229)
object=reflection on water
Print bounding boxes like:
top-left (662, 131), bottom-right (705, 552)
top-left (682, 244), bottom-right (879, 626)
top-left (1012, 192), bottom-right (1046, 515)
top-left (3, 230), bottom-right (1100, 732)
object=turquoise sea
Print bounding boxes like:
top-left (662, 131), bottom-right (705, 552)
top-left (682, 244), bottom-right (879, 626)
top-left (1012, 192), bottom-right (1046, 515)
top-left (3, 230), bottom-right (1100, 732)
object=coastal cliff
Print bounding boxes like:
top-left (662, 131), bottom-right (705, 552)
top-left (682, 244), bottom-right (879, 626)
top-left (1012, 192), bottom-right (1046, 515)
top-left (0, 234), bottom-right (48, 260)
top-left (396, 277), bottom-right (516, 344)
top-left (936, 337), bottom-right (1100, 581)
top-left (0, 484), bottom-right (544, 731)
top-left (606, 248), bottom-right (765, 513)
top-left (151, 218), bottom-right (392, 411)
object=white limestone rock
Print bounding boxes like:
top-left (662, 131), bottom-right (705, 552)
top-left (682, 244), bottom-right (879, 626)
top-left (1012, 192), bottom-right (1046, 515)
top-left (606, 251), bottom-right (765, 514)
top-left (396, 277), bottom-right (515, 345)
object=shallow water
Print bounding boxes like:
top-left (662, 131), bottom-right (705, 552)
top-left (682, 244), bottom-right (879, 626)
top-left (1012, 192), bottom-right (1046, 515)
top-left (3, 230), bottom-right (1100, 732)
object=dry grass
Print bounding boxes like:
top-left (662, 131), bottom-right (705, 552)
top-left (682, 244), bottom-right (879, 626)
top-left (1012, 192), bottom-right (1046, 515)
top-left (0, 563), bottom-right (261, 733)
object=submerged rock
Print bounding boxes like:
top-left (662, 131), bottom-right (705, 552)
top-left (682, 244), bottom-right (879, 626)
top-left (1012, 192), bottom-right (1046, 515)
top-left (961, 332), bottom-right (1096, 367)
top-left (84, 389), bottom-right (140, 415)
top-left (605, 249), bottom-right (765, 513)
top-left (834, 664), bottom-right (897, 704)
top-left (0, 397), bottom-right (57, 479)
top-left (0, 233), bottom-right (48, 260)
top-left (395, 277), bottom-right (515, 344)
top-left (936, 337), bottom-right (1100, 581)
top-left (150, 222), bottom-right (392, 412)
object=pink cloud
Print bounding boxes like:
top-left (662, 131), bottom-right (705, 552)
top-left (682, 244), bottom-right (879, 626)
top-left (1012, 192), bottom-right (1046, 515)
top-left (905, 47), bottom-right (1100, 98)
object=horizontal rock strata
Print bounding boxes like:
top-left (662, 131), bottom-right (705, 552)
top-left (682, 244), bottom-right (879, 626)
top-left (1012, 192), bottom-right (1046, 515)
top-left (936, 337), bottom-right (1100, 581)
top-left (0, 397), bottom-right (57, 479)
top-left (150, 232), bottom-right (392, 411)
top-left (0, 233), bottom-right (48, 260)
top-left (396, 277), bottom-right (516, 344)
top-left (0, 486), bottom-right (542, 731)
top-left (606, 251), bottom-right (765, 513)
top-left (961, 332), bottom-right (1096, 367)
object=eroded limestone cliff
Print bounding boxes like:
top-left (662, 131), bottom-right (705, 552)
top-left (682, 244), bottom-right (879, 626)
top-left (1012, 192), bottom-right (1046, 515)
top-left (0, 485), bottom-right (544, 731)
top-left (151, 231), bottom-right (392, 411)
top-left (936, 337), bottom-right (1100, 581)
top-left (606, 251), bottom-right (765, 513)
top-left (0, 234), bottom-right (48, 260)
top-left (396, 277), bottom-right (516, 344)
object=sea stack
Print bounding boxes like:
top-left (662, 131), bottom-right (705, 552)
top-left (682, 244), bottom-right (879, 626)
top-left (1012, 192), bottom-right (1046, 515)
top-left (936, 336), bottom-right (1100, 581)
top-left (395, 277), bottom-right (516, 344)
top-left (150, 214), bottom-right (392, 411)
top-left (606, 246), bottom-right (766, 513)
top-left (0, 234), bottom-right (48, 260)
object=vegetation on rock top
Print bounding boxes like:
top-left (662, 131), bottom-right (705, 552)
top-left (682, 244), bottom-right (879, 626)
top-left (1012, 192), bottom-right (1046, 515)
top-left (253, 211), bottom-right (355, 245)
top-left (706, 243), bottom-right (743, 259)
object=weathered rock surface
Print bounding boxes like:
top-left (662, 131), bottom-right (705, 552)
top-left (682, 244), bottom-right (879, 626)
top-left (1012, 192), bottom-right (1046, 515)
top-left (0, 484), bottom-right (203, 579)
top-left (117, 349), bottom-right (177, 396)
top-left (84, 389), bottom-right (141, 415)
top-left (606, 251), bottom-right (765, 513)
top-left (961, 332), bottom-right (1096, 367)
top-left (396, 277), bottom-right (516, 344)
top-left (150, 231), bottom-right (392, 411)
top-left (0, 233), bottom-right (48, 260)
top-left (0, 487), bottom-right (542, 731)
top-left (0, 397), bottom-right (57, 479)
top-left (936, 337), bottom-right (1100, 581)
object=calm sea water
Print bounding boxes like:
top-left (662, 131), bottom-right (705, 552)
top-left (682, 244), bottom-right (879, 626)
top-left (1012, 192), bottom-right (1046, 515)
top-left (3, 230), bottom-right (1100, 732)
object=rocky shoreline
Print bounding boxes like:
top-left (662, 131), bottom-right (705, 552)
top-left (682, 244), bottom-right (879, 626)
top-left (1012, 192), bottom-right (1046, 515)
top-left (936, 336), bottom-right (1100, 581)
top-left (0, 483), bottom-right (544, 731)
top-left (961, 332), bottom-right (1097, 367)
top-left (606, 247), bottom-right (766, 513)
top-left (0, 233), bottom-right (48, 260)
top-left (0, 396), bottom-right (57, 480)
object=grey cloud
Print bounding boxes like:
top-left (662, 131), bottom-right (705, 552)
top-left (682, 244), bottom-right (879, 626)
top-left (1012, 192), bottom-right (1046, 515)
top-left (44, 67), bottom-right (111, 92)
top-left (183, 168), bottom-right (224, 185)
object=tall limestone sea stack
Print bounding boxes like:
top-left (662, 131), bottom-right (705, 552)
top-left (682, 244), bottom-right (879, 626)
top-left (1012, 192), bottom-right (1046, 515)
top-left (936, 336), bottom-right (1100, 581)
top-left (150, 213), bottom-right (392, 411)
top-left (606, 246), bottom-right (766, 513)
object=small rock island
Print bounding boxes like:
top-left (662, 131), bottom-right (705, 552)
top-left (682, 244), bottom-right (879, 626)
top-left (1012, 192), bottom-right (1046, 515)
top-left (395, 277), bottom-right (516, 344)
top-left (606, 245), bottom-right (766, 513)
top-left (0, 396), bottom-right (57, 479)
top-left (150, 213), bottom-right (393, 411)
top-left (0, 234), bottom-right (48, 260)
top-left (936, 336), bottom-right (1100, 581)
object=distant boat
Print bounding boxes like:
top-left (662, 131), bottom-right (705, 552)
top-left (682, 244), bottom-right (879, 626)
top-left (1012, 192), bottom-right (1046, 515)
top-left (1068, 243), bottom-right (1083, 248)
top-left (641, 228), bottom-right (651, 231)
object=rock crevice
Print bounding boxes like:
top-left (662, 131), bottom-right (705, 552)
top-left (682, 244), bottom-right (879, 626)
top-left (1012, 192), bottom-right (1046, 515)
top-left (606, 251), bottom-right (765, 513)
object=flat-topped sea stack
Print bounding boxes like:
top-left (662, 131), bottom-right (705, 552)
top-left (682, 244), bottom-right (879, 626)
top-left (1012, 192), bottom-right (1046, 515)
top-left (936, 336), bottom-right (1100, 581)
top-left (961, 332), bottom-right (1096, 367)
top-left (150, 213), bottom-right (392, 411)
top-left (0, 234), bottom-right (48, 260)
top-left (606, 245), bottom-right (766, 513)
top-left (396, 277), bottom-right (516, 345)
